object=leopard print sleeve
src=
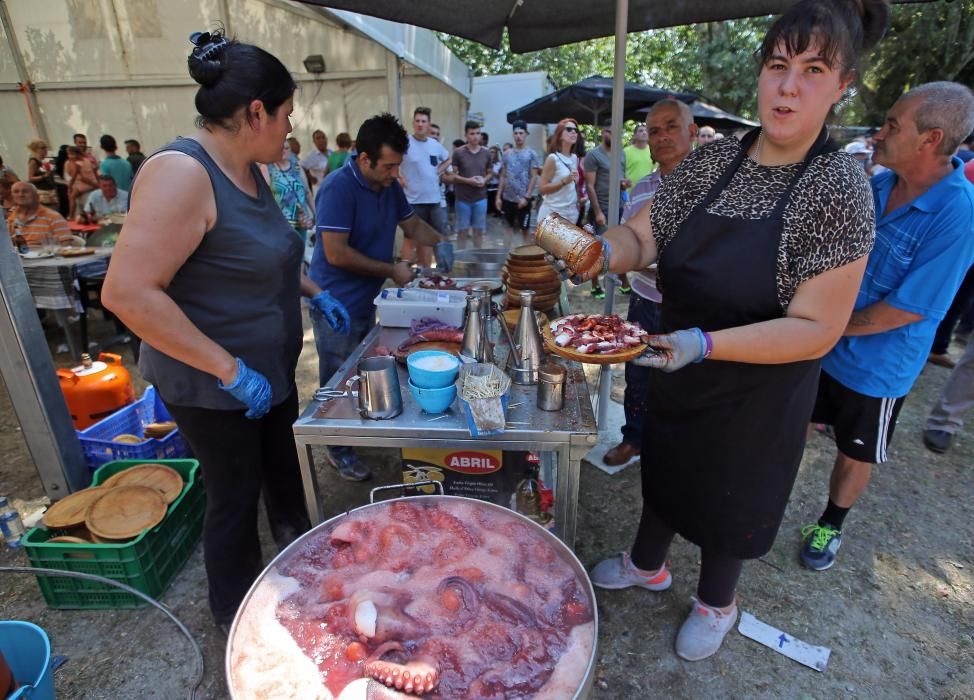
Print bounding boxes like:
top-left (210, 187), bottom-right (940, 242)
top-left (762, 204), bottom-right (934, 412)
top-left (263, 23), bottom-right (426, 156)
top-left (650, 138), bottom-right (740, 256)
top-left (780, 152), bottom-right (876, 308)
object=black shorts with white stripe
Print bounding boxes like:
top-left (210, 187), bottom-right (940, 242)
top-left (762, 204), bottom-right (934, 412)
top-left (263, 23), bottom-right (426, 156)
top-left (811, 371), bottom-right (907, 464)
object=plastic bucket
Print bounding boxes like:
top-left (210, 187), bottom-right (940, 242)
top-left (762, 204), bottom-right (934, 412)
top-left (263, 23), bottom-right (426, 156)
top-left (0, 621), bottom-right (55, 699)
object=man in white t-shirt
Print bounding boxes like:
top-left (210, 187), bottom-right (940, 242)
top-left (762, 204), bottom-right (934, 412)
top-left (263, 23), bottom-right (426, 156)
top-left (400, 106), bottom-right (449, 267)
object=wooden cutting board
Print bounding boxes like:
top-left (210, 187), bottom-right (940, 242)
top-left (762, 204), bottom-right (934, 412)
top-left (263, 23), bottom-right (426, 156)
top-left (394, 341), bottom-right (462, 364)
top-left (85, 485), bottom-right (167, 540)
top-left (42, 487), bottom-right (110, 529)
top-left (102, 463), bottom-right (184, 503)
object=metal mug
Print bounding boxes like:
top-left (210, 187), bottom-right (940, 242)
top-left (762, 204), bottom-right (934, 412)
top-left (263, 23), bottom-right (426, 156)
top-left (348, 356), bottom-right (403, 420)
top-left (537, 362), bottom-right (566, 412)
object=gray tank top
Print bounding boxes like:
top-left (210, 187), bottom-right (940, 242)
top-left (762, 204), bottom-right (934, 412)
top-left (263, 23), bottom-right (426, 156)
top-left (138, 137), bottom-right (303, 410)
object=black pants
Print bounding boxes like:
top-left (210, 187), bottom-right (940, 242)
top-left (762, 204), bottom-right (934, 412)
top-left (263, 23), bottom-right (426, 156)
top-left (164, 388), bottom-right (311, 625)
top-left (501, 197), bottom-right (533, 232)
top-left (621, 293), bottom-right (663, 446)
top-left (631, 504), bottom-right (742, 608)
top-left (932, 264), bottom-right (974, 354)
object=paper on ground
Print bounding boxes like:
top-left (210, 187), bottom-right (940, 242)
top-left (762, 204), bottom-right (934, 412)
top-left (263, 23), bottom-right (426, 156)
top-left (582, 399), bottom-right (639, 475)
top-left (738, 611), bottom-right (831, 672)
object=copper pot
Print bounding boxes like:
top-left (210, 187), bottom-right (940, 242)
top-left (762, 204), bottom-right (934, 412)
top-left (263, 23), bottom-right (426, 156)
top-left (534, 213), bottom-right (604, 278)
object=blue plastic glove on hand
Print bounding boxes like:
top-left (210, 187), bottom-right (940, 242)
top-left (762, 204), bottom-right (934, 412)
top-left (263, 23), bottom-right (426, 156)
top-left (633, 328), bottom-right (707, 372)
top-left (434, 241), bottom-right (455, 274)
top-left (310, 290), bottom-right (351, 335)
top-left (544, 238), bottom-right (609, 285)
top-left (218, 357), bottom-right (272, 419)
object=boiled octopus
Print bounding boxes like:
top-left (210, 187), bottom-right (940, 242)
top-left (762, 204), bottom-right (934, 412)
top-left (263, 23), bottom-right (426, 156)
top-left (244, 499), bottom-right (595, 699)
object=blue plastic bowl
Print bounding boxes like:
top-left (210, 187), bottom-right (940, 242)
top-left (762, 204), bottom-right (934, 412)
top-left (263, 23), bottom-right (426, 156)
top-left (408, 378), bottom-right (457, 414)
top-left (406, 350), bottom-right (460, 389)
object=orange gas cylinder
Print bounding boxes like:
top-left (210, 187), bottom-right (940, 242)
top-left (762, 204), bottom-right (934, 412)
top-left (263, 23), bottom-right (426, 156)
top-left (57, 352), bottom-right (136, 429)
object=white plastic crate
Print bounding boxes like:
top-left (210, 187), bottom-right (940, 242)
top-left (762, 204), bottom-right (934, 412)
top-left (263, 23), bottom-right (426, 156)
top-left (374, 288), bottom-right (468, 328)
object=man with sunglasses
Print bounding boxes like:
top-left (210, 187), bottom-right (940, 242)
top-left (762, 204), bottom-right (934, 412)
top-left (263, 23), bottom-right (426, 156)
top-left (400, 106), bottom-right (450, 267)
top-left (496, 120), bottom-right (541, 238)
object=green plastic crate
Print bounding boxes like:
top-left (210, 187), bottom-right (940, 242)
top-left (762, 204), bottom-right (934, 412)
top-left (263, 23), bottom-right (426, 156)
top-left (22, 458), bottom-right (204, 609)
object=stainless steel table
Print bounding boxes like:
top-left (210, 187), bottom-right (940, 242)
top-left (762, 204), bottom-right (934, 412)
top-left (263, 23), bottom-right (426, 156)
top-left (293, 324), bottom-right (598, 547)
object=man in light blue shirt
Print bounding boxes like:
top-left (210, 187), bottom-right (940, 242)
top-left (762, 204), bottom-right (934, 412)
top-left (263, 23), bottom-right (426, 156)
top-left (82, 175), bottom-right (128, 221)
top-left (801, 82), bottom-right (974, 571)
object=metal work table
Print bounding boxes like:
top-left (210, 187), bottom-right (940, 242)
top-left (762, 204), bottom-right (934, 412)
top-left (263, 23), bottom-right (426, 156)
top-left (293, 324), bottom-right (598, 547)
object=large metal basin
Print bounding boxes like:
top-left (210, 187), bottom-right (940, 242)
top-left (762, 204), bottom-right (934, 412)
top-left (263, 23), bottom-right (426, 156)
top-left (227, 494), bottom-right (597, 699)
top-left (453, 248), bottom-right (508, 277)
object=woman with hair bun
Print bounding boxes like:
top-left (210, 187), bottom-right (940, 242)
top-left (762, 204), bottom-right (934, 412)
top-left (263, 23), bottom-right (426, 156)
top-left (103, 31), bottom-right (350, 632)
top-left (546, 0), bottom-right (890, 659)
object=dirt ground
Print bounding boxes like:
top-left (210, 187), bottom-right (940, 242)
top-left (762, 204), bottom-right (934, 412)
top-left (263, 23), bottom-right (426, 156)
top-left (1, 215), bottom-right (972, 699)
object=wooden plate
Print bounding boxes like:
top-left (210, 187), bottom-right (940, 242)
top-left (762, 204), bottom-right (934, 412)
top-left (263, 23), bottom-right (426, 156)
top-left (143, 421), bottom-right (177, 440)
top-left (42, 487), bottom-right (110, 529)
top-left (509, 244), bottom-right (547, 260)
top-left (506, 268), bottom-right (560, 282)
top-left (505, 258), bottom-right (552, 271)
top-left (57, 247), bottom-right (95, 257)
top-left (506, 281), bottom-right (563, 295)
top-left (90, 533), bottom-right (133, 544)
top-left (102, 464), bottom-right (184, 504)
top-left (47, 535), bottom-right (91, 544)
top-left (541, 320), bottom-right (649, 365)
top-left (112, 433), bottom-right (144, 444)
top-left (85, 485), bottom-right (167, 540)
top-left (507, 287), bottom-right (561, 303)
top-left (394, 341), bottom-right (462, 364)
top-left (502, 309), bottom-right (549, 333)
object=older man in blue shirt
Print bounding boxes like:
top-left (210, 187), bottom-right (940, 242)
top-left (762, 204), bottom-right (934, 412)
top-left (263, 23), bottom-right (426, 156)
top-left (801, 82), bottom-right (974, 571)
top-left (310, 113), bottom-right (449, 481)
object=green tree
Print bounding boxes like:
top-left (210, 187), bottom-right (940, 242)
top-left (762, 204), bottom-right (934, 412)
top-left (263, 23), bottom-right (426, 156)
top-left (857, 0), bottom-right (974, 123)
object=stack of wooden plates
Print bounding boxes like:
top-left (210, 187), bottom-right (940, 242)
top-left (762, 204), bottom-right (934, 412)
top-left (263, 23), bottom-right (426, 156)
top-left (502, 245), bottom-right (562, 312)
top-left (40, 463), bottom-right (183, 544)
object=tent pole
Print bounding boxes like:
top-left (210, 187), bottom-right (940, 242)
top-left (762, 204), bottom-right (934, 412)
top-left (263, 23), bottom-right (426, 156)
top-left (0, 0), bottom-right (50, 144)
top-left (0, 219), bottom-right (89, 500)
top-left (595, 0), bottom-right (628, 429)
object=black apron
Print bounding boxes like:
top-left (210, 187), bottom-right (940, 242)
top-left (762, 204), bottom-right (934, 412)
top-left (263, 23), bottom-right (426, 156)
top-left (643, 128), bottom-right (837, 559)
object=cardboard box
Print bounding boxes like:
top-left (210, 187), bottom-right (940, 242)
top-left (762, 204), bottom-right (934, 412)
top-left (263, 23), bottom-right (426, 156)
top-left (401, 447), bottom-right (520, 505)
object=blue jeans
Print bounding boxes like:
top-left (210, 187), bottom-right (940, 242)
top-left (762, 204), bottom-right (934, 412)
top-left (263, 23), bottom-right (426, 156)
top-left (310, 308), bottom-right (374, 458)
top-left (621, 293), bottom-right (664, 446)
top-left (455, 198), bottom-right (487, 231)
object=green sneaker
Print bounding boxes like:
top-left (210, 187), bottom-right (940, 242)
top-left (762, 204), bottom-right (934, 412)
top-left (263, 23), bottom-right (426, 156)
top-left (591, 287), bottom-right (605, 299)
top-left (799, 523), bottom-right (842, 571)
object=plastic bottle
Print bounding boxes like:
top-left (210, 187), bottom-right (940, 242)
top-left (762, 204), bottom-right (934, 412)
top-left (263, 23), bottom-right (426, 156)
top-left (0, 496), bottom-right (25, 548)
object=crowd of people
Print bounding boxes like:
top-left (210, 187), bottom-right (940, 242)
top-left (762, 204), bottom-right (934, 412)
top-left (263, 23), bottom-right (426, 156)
top-left (4, 0), bottom-right (974, 669)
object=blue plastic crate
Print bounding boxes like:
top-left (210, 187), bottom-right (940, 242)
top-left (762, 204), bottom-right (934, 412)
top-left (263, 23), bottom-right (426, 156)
top-left (77, 386), bottom-right (190, 470)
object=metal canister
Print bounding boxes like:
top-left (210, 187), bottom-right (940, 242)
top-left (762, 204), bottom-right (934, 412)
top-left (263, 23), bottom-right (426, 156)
top-left (534, 213), bottom-right (604, 277)
top-left (537, 362), bottom-right (567, 411)
top-left (0, 511), bottom-right (25, 547)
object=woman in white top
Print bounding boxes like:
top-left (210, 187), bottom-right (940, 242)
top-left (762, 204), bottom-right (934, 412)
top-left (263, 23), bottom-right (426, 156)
top-left (537, 119), bottom-right (580, 223)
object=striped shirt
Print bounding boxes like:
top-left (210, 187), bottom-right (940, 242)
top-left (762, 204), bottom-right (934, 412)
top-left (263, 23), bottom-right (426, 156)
top-left (7, 206), bottom-right (73, 249)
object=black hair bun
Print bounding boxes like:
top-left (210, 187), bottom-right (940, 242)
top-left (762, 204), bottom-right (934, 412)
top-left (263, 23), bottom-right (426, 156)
top-left (188, 30), bottom-right (229, 88)
top-left (855, 0), bottom-right (890, 51)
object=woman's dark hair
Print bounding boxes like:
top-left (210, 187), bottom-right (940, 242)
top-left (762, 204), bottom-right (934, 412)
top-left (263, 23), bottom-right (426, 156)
top-left (54, 145), bottom-right (70, 177)
top-left (187, 30), bottom-right (296, 131)
top-left (758, 0), bottom-right (889, 75)
top-left (355, 113), bottom-right (409, 165)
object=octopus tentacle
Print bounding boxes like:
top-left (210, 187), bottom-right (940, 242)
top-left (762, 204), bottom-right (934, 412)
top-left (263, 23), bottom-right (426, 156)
top-left (364, 641), bottom-right (440, 696)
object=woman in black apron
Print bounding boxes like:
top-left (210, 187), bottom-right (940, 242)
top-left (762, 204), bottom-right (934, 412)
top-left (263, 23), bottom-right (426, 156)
top-left (548, 0), bottom-right (887, 660)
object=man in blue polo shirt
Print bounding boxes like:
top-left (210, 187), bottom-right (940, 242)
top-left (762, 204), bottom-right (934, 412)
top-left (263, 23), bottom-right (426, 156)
top-left (311, 112), bottom-right (449, 481)
top-left (801, 82), bottom-right (974, 571)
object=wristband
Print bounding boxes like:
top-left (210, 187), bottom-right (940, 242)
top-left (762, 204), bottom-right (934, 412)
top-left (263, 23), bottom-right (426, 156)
top-left (690, 328), bottom-right (712, 363)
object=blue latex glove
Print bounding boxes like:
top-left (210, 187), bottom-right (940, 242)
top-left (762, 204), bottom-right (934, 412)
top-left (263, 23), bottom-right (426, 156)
top-left (218, 357), bottom-right (272, 418)
top-left (434, 240), bottom-right (455, 274)
top-left (545, 238), bottom-right (610, 285)
top-left (310, 290), bottom-right (351, 335)
top-left (633, 328), bottom-right (707, 372)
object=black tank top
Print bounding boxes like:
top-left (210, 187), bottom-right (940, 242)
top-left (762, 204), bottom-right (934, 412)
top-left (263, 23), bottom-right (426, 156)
top-left (137, 137), bottom-right (303, 409)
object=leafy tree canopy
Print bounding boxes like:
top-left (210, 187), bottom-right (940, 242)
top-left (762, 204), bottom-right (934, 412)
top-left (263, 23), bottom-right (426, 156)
top-left (439, 0), bottom-right (974, 128)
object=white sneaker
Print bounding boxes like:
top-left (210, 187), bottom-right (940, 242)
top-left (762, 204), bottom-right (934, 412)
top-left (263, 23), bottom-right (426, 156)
top-left (591, 552), bottom-right (672, 591)
top-left (675, 596), bottom-right (738, 661)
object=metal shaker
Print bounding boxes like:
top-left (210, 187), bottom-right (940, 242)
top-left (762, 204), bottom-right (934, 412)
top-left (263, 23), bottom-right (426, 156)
top-left (507, 290), bottom-right (545, 384)
top-left (537, 362), bottom-right (566, 411)
top-left (460, 294), bottom-right (493, 363)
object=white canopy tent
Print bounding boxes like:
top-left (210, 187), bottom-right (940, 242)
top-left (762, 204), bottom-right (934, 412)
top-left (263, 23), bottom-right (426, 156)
top-left (0, 0), bottom-right (472, 159)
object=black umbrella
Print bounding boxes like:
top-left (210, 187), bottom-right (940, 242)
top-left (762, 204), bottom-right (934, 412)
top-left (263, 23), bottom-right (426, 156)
top-left (296, 0), bottom-right (924, 53)
top-left (635, 99), bottom-right (759, 132)
top-left (506, 75), bottom-right (696, 127)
